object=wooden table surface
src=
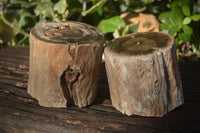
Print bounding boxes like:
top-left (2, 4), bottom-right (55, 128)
top-left (0, 47), bottom-right (200, 133)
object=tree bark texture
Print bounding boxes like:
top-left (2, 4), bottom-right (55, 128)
top-left (104, 32), bottom-right (184, 117)
top-left (28, 21), bottom-right (104, 108)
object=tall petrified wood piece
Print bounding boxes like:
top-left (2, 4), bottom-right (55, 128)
top-left (104, 32), bottom-right (184, 117)
top-left (28, 21), bottom-right (104, 108)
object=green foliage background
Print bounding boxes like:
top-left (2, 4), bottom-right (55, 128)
top-left (0, 0), bottom-right (200, 59)
top-left (159, 0), bottom-right (200, 59)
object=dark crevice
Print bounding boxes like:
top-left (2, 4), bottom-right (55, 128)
top-left (161, 54), bottom-right (170, 112)
top-left (60, 67), bottom-right (80, 106)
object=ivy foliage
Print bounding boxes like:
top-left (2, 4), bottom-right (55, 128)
top-left (159, 0), bottom-right (200, 57)
top-left (0, 0), bottom-right (200, 58)
top-left (0, 0), bottom-right (166, 46)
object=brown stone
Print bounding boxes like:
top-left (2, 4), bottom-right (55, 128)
top-left (28, 21), bottom-right (104, 108)
top-left (104, 32), bottom-right (184, 117)
top-left (121, 13), bottom-right (160, 32)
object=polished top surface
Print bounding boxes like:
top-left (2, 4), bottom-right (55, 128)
top-left (32, 21), bottom-right (103, 44)
top-left (107, 32), bottom-right (173, 55)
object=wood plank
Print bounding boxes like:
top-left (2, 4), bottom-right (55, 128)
top-left (0, 47), bottom-right (200, 132)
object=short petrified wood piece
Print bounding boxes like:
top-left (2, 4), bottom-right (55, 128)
top-left (28, 21), bottom-right (104, 108)
top-left (104, 32), bottom-right (184, 117)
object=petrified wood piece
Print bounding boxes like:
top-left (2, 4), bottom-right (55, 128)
top-left (104, 32), bottom-right (184, 117)
top-left (28, 21), bottom-right (104, 108)
top-left (1, 47), bottom-right (200, 132)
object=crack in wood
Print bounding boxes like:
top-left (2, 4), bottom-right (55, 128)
top-left (61, 67), bottom-right (80, 105)
top-left (64, 68), bottom-right (80, 99)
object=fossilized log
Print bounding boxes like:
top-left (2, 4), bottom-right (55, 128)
top-left (28, 21), bottom-right (104, 108)
top-left (104, 32), bottom-right (184, 117)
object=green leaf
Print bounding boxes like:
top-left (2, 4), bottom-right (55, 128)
top-left (132, 6), bottom-right (147, 13)
top-left (158, 12), bottom-right (169, 23)
top-left (113, 21), bottom-right (139, 39)
top-left (144, 0), bottom-right (154, 4)
top-left (34, 20), bottom-right (46, 28)
top-left (182, 0), bottom-right (191, 7)
top-left (165, 13), bottom-right (176, 25)
top-left (168, 25), bottom-right (181, 36)
top-left (178, 32), bottom-right (191, 42)
top-left (34, 1), bottom-right (55, 20)
top-left (170, 0), bottom-right (181, 8)
top-left (182, 5), bottom-right (190, 16)
top-left (97, 7), bottom-right (103, 16)
top-left (54, 0), bottom-right (67, 14)
top-left (175, 36), bottom-right (180, 47)
top-left (10, 37), bottom-right (18, 46)
top-left (97, 16), bottom-right (126, 33)
top-left (113, 26), bottom-right (124, 38)
top-left (18, 11), bottom-right (32, 28)
top-left (191, 14), bottom-right (200, 21)
top-left (126, 21), bottom-right (139, 34)
top-left (163, 6), bottom-right (184, 26)
top-left (160, 23), bottom-right (170, 30)
top-left (183, 25), bottom-right (193, 35)
top-left (81, 0), bottom-right (107, 16)
top-left (170, 6), bottom-right (184, 25)
top-left (92, 0), bottom-right (103, 16)
top-left (183, 17), bottom-right (191, 25)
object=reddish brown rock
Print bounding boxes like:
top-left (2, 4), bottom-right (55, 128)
top-left (104, 32), bottom-right (184, 117)
top-left (28, 21), bottom-right (104, 108)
